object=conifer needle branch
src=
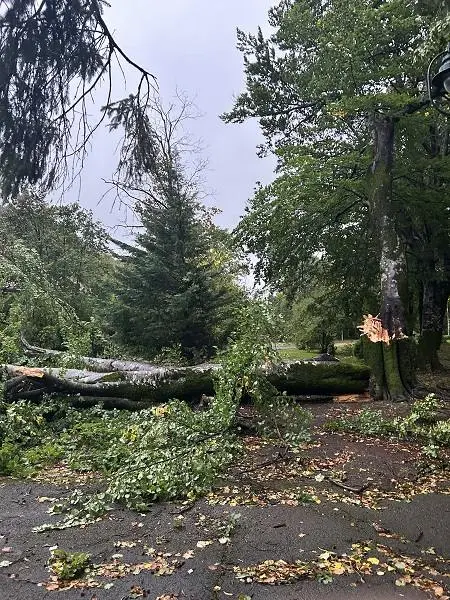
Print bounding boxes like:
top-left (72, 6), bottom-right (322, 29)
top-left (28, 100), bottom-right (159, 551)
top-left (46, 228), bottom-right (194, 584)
top-left (91, 0), bottom-right (157, 85)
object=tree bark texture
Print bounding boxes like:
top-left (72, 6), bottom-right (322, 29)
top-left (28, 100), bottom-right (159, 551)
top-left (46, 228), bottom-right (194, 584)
top-left (368, 117), bottom-right (415, 401)
top-left (417, 254), bottom-right (450, 371)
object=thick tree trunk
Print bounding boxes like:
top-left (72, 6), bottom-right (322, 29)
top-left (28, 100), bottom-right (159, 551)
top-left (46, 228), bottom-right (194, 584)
top-left (413, 124), bottom-right (450, 371)
top-left (417, 275), bottom-right (449, 371)
top-left (3, 364), bottom-right (216, 404)
top-left (416, 245), bottom-right (450, 371)
top-left (367, 117), bottom-right (415, 401)
top-left (2, 361), bottom-right (370, 407)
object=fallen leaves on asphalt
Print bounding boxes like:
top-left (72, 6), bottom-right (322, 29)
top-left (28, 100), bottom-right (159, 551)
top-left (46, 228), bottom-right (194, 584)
top-left (234, 541), bottom-right (450, 598)
top-left (207, 468), bottom-right (449, 510)
top-left (41, 554), bottom-right (182, 591)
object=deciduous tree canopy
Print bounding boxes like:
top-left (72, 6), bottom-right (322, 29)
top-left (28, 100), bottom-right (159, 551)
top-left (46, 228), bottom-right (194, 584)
top-left (225, 0), bottom-right (450, 396)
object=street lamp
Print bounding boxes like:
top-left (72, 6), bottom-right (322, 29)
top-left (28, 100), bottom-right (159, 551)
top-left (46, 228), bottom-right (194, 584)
top-left (427, 42), bottom-right (450, 116)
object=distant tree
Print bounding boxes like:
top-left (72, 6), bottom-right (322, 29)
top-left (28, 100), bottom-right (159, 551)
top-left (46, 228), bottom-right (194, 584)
top-left (109, 96), bottom-right (240, 361)
top-left (200, 221), bottom-right (250, 349)
top-left (0, 0), bottom-right (154, 198)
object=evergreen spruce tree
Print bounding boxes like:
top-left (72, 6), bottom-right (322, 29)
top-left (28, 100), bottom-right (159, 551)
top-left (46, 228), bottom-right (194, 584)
top-left (0, 0), bottom-right (154, 198)
top-left (110, 96), bottom-right (234, 361)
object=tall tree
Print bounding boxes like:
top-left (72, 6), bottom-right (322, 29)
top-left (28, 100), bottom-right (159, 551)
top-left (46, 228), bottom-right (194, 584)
top-left (394, 117), bottom-right (450, 370)
top-left (109, 96), bottom-right (238, 361)
top-left (224, 0), bottom-right (450, 399)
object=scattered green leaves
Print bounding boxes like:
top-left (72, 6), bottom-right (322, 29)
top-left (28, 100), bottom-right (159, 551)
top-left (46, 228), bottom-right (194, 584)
top-left (48, 548), bottom-right (91, 581)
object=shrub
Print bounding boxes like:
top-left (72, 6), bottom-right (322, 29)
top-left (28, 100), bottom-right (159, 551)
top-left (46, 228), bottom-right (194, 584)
top-left (324, 394), bottom-right (448, 448)
top-left (0, 442), bottom-right (26, 476)
top-left (428, 420), bottom-right (450, 446)
top-left (325, 409), bottom-right (394, 437)
top-left (335, 343), bottom-right (355, 357)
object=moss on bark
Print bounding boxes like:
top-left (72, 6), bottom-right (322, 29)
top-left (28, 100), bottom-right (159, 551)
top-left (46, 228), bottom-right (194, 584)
top-left (382, 342), bottom-right (407, 401)
top-left (361, 338), bottom-right (385, 400)
top-left (268, 362), bottom-right (370, 395)
top-left (362, 337), bottom-right (415, 401)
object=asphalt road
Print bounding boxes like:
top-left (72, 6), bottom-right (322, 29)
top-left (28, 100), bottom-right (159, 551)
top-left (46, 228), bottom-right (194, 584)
top-left (1, 480), bottom-right (448, 600)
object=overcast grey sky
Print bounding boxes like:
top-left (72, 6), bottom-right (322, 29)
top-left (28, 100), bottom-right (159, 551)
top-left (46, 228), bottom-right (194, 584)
top-left (67, 1), bottom-right (276, 233)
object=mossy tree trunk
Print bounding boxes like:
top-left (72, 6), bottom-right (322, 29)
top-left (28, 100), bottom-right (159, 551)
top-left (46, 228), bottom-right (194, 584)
top-left (3, 361), bottom-right (371, 405)
top-left (366, 116), bottom-right (415, 401)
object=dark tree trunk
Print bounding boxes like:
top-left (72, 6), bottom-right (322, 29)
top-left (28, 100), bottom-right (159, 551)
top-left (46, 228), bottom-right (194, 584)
top-left (417, 272), bottom-right (449, 371)
top-left (366, 117), bottom-right (415, 401)
top-left (415, 124), bottom-right (450, 372)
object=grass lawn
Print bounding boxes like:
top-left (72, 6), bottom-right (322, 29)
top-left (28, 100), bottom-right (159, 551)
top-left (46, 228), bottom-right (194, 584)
top-left (278, 338), bottom-right (450, 370)
top-left (277, 340), bottom-right (365, 366)
top-left (276, 347), bottom-right (318, 361)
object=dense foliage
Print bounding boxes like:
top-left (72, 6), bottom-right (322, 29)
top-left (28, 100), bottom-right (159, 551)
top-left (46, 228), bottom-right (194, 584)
top-left (0, 193), bottom-right (115, 362)
top-left (225, 0), bottom-right (450, 381)
top-left (113, 203), bottom-right (240, 361)
top-left (0, 306), bottom-right (312, 529)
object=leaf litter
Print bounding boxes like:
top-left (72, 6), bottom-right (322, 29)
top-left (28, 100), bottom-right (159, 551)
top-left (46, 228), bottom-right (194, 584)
top-left (234, 541), bottom-right (450, 598)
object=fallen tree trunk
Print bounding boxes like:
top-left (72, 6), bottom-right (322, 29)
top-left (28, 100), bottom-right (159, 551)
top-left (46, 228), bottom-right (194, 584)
top-left (3, 364), bottom-right (216, 404)
top-left (20, 336), bottom-right (163, 373)
top-left (2, 361), bottom-right (370, 408)
top-left (267, 362), bottom-right (370, 395)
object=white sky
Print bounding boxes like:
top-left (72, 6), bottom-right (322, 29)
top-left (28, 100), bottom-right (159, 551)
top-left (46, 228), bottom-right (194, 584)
top-left (65, 1), bottom-right (276, 234)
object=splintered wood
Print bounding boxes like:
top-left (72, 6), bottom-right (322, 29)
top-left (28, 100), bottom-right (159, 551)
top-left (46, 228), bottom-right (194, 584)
top-left (358, 314), bottom-right (390, 344)
top-left (10, 366), bottom-right (45, 378)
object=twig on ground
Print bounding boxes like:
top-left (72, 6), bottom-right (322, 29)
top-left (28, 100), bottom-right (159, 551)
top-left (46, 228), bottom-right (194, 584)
top-left (234, 449), bottom-right (291, 475)
top-left (169, 502), bottom-right (195, 515)
top-left (327, 477), bottom-right (370, 494)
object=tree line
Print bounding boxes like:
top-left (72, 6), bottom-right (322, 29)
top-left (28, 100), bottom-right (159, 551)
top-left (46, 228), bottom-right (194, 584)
top-left (0, 1), bottom-right (448, 402)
